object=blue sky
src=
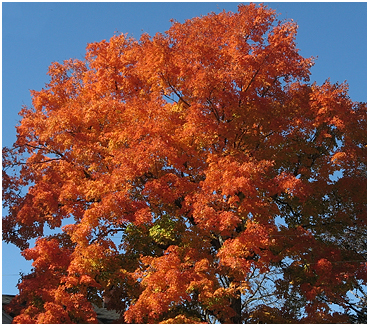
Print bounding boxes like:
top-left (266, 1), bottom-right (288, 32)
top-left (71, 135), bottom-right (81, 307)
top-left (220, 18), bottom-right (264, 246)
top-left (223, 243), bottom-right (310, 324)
top-left (1, 1), bottom-right (367, 295)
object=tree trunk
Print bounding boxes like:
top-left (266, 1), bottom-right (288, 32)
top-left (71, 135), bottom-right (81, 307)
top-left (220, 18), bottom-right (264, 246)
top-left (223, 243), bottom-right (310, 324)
top-left (230, 290), bottom-right (242, 323)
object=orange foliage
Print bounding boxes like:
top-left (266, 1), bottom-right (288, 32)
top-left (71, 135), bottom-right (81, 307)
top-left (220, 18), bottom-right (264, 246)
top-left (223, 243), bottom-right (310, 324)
top-left (3, 3), bottom-right (366, 324)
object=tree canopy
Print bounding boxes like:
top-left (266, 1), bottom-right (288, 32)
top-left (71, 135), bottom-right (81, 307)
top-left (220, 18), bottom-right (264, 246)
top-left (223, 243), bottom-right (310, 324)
top-left (3, 3), bottom-right (366, 323)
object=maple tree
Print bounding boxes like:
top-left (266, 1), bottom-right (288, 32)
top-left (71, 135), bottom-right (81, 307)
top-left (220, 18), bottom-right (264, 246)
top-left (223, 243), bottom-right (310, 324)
top-left (3, 3), bottom-right (366, 323)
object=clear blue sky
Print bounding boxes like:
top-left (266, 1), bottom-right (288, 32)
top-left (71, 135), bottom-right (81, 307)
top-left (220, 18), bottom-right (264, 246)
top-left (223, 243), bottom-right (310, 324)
top-left (2, 1), bottom-right (367, 295)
